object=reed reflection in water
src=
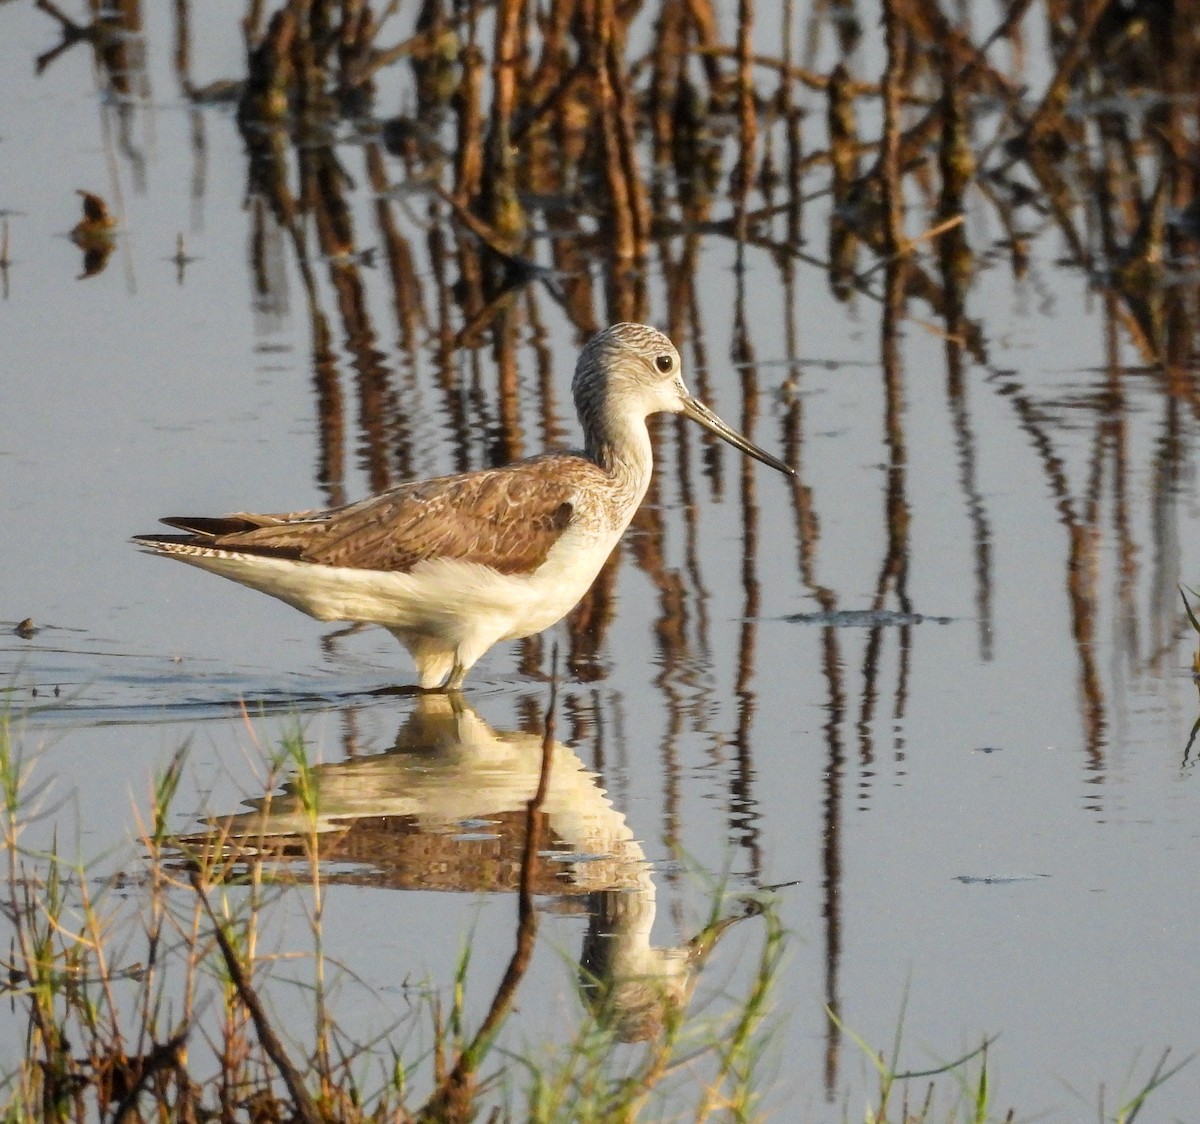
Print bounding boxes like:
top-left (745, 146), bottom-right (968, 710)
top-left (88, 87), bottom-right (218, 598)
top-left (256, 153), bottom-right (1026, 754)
top-left (28, 0), bottom-right (1196, 750)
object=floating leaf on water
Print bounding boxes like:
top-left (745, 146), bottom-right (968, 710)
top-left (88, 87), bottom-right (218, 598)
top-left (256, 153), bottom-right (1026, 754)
top-left (70, 191), bottom-right (116, 278)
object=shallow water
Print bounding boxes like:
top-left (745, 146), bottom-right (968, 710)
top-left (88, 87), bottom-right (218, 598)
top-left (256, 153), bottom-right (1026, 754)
top-left (3, 2), bottom-right (1200, 1118)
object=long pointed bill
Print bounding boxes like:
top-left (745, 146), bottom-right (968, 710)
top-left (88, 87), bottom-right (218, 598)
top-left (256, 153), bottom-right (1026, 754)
top-left (681, 395), bottom-right (795, 477)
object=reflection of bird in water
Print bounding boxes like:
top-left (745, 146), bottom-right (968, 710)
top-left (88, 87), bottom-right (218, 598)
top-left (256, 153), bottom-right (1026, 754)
top-left (579, 883), bottom-right (754, 1043)
top-left (183, 693), bottom-right (751, 1041)
top-left (134, 324), bottom-right (793, 690)
top-left (193, 694), bottom-right (650, 889)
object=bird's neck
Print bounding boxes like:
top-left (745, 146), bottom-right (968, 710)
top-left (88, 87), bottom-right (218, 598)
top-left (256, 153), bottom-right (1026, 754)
top-left (586, 413), bottom-right (654, 498)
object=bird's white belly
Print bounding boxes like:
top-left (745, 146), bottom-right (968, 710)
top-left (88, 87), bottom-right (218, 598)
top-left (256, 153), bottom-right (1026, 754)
top-left (174, 517), bottom-right (623, 645)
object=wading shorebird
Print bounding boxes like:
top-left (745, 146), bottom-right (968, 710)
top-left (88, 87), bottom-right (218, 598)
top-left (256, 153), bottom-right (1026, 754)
top-left (134, 323), bottom-right (794, 690)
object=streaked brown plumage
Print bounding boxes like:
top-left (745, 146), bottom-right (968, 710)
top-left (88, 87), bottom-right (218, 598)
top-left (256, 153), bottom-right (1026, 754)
top-left (154, 457), bottom-right (586, 575)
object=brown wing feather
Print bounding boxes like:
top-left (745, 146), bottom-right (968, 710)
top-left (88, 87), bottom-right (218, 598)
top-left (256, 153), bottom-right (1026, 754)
top-left (161, 513), bottom-right (316, 536)
top-left (171, 456), bottom-right (600, 574)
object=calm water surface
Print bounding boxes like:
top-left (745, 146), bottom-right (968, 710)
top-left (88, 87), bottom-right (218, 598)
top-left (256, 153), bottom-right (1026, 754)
top-left (2, 2), bottom-right (1199, 1118)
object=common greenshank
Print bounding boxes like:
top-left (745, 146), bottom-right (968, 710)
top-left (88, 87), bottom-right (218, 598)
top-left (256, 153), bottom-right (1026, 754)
top-left (134, 323), bottom-right (794, 689)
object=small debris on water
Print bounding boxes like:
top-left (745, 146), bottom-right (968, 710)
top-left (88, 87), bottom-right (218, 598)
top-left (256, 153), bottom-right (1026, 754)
top-left (71, 190), bottom-right (117, 279)
top-left (785, 609), bottom-right (953, 627)
top-left (170, 233), bottom-right (200, 283)
top-left (954, 873), bottom-right (1050, 885)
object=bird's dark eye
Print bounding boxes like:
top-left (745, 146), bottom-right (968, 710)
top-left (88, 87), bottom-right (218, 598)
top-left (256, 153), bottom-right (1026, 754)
top-left (655, 353), bottom-right (673, 373)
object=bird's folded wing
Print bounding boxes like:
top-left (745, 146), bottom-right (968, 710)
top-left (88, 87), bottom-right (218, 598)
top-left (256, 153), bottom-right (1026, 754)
top-left (161, 458), bottom-right (601, 575)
